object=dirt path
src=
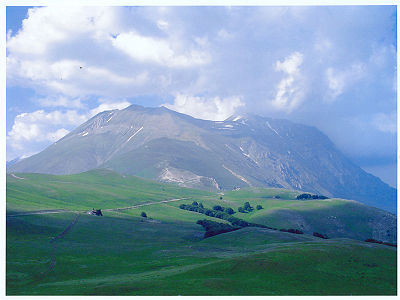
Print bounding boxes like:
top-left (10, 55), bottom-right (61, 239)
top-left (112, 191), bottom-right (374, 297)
top-left (37, 213), bottom-right (80, 280)
top-left (7, 197), bottom-right (191, 218)
top-left (103, 197), bottom-right (190, 212)
top-left (7, 209), bottom-right (76, 217)
top-left (23, 198), bottom-right (190, 282)
top-left (22, 213), bottom-right (81, 284)
top-left (10, 173), bottom-right (25, 180)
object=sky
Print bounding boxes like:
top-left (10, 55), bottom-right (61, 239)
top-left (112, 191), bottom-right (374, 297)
top-left (5, 5), bottom-right (397, 187)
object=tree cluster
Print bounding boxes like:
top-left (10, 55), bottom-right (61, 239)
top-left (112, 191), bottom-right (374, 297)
top-left (296, 193), bottom-right (329, 200)
top-left (238, 201), bottom-right (254, 213)
top-left (196, 219), bottom-right (241, 238)
top-left (212, 205), bottom-right (235, 215)
top-left (313, 232), bottom-right (329, 239)
top-left (180, 202), bottom-right (308, 237)
top-left (279, 228), bottom-right (304, 234)
top-left (365, 238), bottom-right (397, 247)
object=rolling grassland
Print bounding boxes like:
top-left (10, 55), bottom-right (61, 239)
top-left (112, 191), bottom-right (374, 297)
top-left (6, 170), bottom-right (397, 295)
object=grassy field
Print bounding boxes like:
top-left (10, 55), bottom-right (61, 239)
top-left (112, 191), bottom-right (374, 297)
top-left (6, 170), bottom-right (397, 295)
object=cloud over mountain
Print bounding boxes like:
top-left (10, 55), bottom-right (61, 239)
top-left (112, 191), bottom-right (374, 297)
top-left (6, 6), bottom-right (397, 187)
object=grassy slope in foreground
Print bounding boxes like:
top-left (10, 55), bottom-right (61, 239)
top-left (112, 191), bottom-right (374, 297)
top-left (7, 212), bottom-right (396, 296)
top-left (6, 170), bottom-right (397, 295)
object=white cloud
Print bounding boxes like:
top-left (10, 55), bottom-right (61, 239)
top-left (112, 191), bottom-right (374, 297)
top-left (112, 32), bottom-right (209, 68)
top-left (217, 29), bottom-right (234, 40)
top-left (7, 109), bottom-right (86, 150)
top-left (7, 57), bottom-right (148, 97)
top-left (7, 7), bottom-right (119, 56)
top-left (37, 95), bottom-right (84, 109)
top-left (372, 112), bottom-right (397, 134)
top-left (7, 101), bottom-right (132, 159)
top-left (6, 6), bottom-right (210, 98)
top-left (325, 63), bottom-right (365, 100)
top-left (157, 20), bottom-right (169, 31)
top-left (271, 52), bottom-right (305, 112)
top-left (162, 94), bottom-right (245, 121)
top-left (275, 52), bottom-right (303, 75)
top-left (89, 101), bottom-right (131, 117)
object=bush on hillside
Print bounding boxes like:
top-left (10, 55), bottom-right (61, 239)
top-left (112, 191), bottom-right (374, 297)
top-left (213, 205), bottom-right (223, 211)
top-left (296, 193), bottom-right (329, 200)
top-left (196, 219), bottom-right (240, 238)
top-left (313, 232), bottom-right (329, 239)
top-left (225, 207), bottom-right (235, 215)
top-left (244, 202), bottom-right (253, 211)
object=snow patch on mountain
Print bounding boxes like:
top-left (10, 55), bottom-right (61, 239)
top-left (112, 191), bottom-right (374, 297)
top-left (159, 167), bottom-right (220, 190)
top-left (127, 126), bottom-right (143, 142)
top-left (223, 165), bottom-right (252, 186)
top-left (266, 121), bottom-right (281, 137)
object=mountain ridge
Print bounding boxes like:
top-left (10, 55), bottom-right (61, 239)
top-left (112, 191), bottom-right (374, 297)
top-left (8, 104), bottom-right (396, 213)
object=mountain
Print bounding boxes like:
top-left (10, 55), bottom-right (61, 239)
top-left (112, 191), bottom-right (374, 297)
top-left (8, 104), bottom-right (396, 212)
top-left (6, 156), bottom-right (24, 167)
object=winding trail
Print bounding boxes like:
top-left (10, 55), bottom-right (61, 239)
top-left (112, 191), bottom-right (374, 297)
top-left (32, 213), bottom-right (80, 282)
top-left (7, 197), bottom-right (191, 218)
top-left (103, 197), bottom-right (191, 212)
top-left (7, 210), bottom-right (75, 217)
top-left (10, 173), bottom-right (25, 180)
top-left (9, 197), bottom-right (190, 280)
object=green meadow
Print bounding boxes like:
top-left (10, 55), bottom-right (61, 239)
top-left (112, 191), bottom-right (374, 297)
top-left (6, 170), bottom-right (397, 295)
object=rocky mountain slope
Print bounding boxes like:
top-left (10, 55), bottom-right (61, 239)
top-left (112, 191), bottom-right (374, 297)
top-left (8, 104), bottom-right (396, 212)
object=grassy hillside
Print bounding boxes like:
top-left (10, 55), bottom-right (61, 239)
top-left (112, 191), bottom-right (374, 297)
top-left (6, 169), bottom-right (211, 213)
top-left (6, 170), bottom-right (397, 295)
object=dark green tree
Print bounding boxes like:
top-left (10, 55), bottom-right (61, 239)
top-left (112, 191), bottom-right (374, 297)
top-left (256, 205), bottom-right (263, 210)
top-left (213, 205), bottom-right (223, 211)
top-left (141, 212), bottom-right (147, 218)
top-left (244, 202), bottom-right (253, 211)
top-left (225, 207), bottom-right (235, 215)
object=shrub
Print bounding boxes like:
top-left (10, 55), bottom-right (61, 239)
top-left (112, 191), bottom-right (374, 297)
top-left (244, 202), bottom-right (252, 211)
top-left (280, 228), bottom-right (303, 234)
top-left (220, 196), bottom-right (223, 200)
top-left (192, 201), bottom-right (199, 206)
top-left (296, 193), bottom-right (329, 200)
top-left (365, 238), bottom-right (383, 244)
top-left (238, 207), bottom-right (244, 213)
top-left (213, 205), bottom-right (223, 211)
top-left (141, 212), bottom-right (147, 218)
top-left (199, 203), bottom-right (204, 208)
top-left (225, 207), bottom-right (235, 215)
top-left (196, 219), bottom-right (240, 238)
top-left (215, 212), bottom-right (225, 219)
top-left (256, 205), bottom-right (263, 210)
top-left (313, 232), bottom-right (329, 239)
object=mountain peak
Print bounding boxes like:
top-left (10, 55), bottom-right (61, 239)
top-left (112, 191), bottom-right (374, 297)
top-left (8, 105), bottom-right (396, 213)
